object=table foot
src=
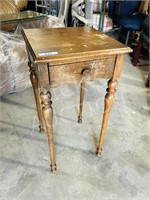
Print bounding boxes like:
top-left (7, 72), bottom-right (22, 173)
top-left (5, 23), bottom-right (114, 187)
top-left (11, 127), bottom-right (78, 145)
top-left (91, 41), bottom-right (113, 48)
top-left (96, 148), bottom-right (102, 157)
top-left (50, 163), bottom-right (57, 172)
top-left (78, 116), bottom-right (82, 124)
top-left (39, 125), bottom-right (44, 133)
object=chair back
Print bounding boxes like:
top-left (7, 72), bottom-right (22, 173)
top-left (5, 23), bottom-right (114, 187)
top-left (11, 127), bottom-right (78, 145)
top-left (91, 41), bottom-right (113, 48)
top-left (108, 0), bottom-right (141, 25)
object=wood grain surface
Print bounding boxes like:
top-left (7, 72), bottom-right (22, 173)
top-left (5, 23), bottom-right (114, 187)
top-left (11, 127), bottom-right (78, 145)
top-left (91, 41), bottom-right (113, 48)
top-left (22, 27), bottom-right (132, 65)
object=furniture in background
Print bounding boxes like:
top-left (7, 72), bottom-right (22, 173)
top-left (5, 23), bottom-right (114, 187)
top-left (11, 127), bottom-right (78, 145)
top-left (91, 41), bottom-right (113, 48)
top-left (0, 0), bottom-right (64, 31)
top-left (0, 0), bottom-right (27, 31)
top-left (22, 27), bottom-right (131, 171)
top-left (35, 0), bottom-right (71, 27)
top-left (72, 0), bottom-right (94, 26)
top-left (35, 0), bottom-right (59, 16)
top-left (108, 0), bottom-right (147, 45)
top-left (132, 15), bottom-right (150, 88)
top-left (0, 10), bottom-right (47, 26)
top-left (71, 0), bottom-right (111, 33)
top-left (0, 0), bottom-right (64, 96)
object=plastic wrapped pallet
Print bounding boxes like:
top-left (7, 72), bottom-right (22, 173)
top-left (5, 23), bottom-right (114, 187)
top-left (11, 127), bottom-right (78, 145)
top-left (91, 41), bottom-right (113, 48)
top-left (0, 16), bottom-right (64, 96)
top-left (0, 31), bottom-right (29, 96)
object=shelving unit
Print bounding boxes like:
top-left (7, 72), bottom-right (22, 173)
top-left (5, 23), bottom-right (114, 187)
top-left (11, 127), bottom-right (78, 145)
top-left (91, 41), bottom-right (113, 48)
top-left (35, 0), bottom-right (59, 16)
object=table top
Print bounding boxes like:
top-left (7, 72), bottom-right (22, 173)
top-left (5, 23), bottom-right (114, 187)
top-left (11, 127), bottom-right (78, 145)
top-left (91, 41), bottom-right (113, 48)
top-left (0, 10), bottom-right (47, 25)
top-left (22, 27), bottom-right (132, 65)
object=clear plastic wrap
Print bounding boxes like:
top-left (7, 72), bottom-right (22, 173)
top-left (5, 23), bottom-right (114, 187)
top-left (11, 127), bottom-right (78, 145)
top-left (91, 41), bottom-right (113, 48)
top-left (0, 16), bottom-right (64, 96)
top-left (23, 15), bottom-right (64, 29)
top-left (0, 0), bottom-right (27, 31)
top-left (0, 31), bottom-right (30, 96)
top-left (14, 15), bottom-right (65, 34)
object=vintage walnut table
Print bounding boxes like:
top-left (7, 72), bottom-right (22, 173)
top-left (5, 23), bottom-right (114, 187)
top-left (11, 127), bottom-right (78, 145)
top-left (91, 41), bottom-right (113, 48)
top-left (22, 27), bottom-right (132, 172)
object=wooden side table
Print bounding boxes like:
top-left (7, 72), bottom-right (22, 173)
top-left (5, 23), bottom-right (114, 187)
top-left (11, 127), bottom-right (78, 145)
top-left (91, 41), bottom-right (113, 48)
top-left (22, 27), bottom-right (132, 172)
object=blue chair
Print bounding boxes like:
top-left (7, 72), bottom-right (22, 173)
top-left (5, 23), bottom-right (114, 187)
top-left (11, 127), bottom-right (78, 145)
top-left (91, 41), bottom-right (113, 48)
top-left (108, 0), bottom-right (146, 45)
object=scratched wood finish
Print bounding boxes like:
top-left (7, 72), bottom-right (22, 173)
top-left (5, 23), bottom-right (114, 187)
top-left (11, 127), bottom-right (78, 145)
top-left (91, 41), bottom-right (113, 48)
top-left (22, 27), bottom-right (131, 65)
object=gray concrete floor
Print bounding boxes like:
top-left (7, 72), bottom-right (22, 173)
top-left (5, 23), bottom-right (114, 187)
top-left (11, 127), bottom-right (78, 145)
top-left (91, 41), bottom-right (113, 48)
top-left (0, 55), bottom-right (149, 200)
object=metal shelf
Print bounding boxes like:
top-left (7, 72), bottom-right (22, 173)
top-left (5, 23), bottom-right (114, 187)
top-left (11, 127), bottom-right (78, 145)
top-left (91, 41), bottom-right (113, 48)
top-left (35, 0), bottom-right (59, 16)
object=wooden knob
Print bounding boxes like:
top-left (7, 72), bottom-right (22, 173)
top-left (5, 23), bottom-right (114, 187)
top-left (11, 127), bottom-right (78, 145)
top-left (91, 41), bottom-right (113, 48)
top-left (81, 68), bottom-right (91, 77)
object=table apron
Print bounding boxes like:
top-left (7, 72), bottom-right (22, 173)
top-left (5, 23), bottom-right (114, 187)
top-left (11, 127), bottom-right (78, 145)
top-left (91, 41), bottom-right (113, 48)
top-left (36, 56), bottom-right (116, 89)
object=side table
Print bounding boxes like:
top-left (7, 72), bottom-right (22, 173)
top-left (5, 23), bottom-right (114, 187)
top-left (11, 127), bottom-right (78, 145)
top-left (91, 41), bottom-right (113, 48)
top-left (22, 27), bottom-right (132, 172)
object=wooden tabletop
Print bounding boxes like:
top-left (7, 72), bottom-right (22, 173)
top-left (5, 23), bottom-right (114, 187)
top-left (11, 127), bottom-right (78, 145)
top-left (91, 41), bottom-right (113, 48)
top-left (22, 27), bottom-right (132, 65)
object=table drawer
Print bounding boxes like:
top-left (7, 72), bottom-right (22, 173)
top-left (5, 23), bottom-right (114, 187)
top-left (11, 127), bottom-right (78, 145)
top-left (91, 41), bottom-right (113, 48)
top-left (37, 56), bottom-right (116, 88)
top-left (49, 56), bottom-right (116, 87)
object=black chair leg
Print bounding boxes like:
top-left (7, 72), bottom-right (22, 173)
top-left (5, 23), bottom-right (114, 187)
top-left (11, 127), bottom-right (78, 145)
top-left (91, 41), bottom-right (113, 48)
top-left (145, 74), bottom-right (149, 88)
top-left (125, 30), bottom-right (130, 45)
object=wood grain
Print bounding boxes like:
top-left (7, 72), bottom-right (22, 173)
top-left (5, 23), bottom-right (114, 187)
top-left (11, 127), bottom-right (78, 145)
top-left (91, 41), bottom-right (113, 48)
top-left (22, 27), bottom-right (132, 65)
top-left (36, 57), bottom-right (116, 88)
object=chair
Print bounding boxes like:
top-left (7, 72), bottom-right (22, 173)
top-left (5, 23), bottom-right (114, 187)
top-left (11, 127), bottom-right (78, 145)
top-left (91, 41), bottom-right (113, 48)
top-left (132, 15), bottom-right (149, 87)
top-left (108, 0), bottom-right (146, 45)
top-left (0, 0), bottom-right (65, 96)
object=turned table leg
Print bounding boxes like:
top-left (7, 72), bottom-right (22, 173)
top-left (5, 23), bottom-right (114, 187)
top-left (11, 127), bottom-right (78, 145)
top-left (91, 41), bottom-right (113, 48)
top-left (96, 78), bottom-right (118, 156)
top-left (28, 61), bottom-right (44, 132)
top-left (40, 91), bottom-right (56, 172)
top-left (78, 68), bottom-right (91, 123)
top-left (78, 80), bottom-right (85, 123)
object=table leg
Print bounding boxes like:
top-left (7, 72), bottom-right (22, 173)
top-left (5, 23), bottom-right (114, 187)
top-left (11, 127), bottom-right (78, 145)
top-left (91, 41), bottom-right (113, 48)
top-left (78, 68), bottom-right (91, 123)
top-left (40, 91), bottom-right (56, 172)
top-left (28, 61), bottom-right (44, 132)
top-left (78, 80), bottom-right (85, 123)
top-left (145, 74), bottom-right (149, 88)
top-left (96, 78), bottom-right (118, 156)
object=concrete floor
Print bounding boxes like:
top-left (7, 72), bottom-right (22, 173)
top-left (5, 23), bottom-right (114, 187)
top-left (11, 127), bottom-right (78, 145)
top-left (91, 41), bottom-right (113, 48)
top-left (0, 55), bottom-right (149, 200)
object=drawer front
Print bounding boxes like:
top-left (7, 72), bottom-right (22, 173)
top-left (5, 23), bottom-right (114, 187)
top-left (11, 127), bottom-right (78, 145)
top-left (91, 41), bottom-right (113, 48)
top-left (50, 56), bottom-right (116, 87)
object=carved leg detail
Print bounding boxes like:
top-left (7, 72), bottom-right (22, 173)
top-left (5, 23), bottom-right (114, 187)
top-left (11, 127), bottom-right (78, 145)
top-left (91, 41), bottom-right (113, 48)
top-left (40, 91), bottom-right (56, 172)
top-left (78, 80), bottom-right (85, 123)
top-left (78, 68), bottom-right (91, 123)
top-left (96, 79), bottom-right (118, 156)
top-left (28, 61), bottom-right (44, 132)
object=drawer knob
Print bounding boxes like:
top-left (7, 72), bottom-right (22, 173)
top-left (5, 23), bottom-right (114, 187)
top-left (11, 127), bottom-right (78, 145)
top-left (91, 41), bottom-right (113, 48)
top-left (81, 68), bottom-right (91, 77)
